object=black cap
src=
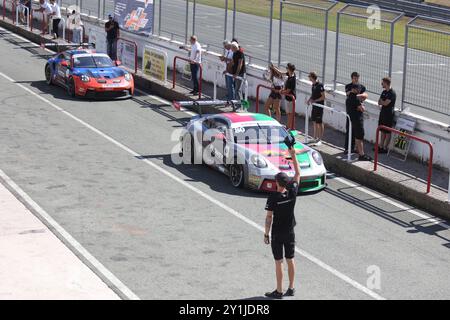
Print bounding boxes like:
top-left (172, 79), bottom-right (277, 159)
top-left (275, 172), bottom-right (290, 188)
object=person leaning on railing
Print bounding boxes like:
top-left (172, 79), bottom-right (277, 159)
top-left (220, 40), bottom-right (234, 101)
top-left (36, 0), bottom-right (52, 36)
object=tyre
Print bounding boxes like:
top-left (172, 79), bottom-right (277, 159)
top-left (45, 64), bottom-right (53, 85)
top-left (229, 164), bottom-right (245, 188)
top-left (67, 77), bottom-right (76, 97)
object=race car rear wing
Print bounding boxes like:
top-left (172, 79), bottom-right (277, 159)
top-left (172, 99), bottom-right (249, 116)
top-left (40, 42), bottom-right (96, 53)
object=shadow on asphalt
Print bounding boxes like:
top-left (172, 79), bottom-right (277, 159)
top-left (325, 183), bottom-right (450, 249)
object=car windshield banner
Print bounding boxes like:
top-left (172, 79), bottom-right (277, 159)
top-left (114, 0), bottom-right (153, 34)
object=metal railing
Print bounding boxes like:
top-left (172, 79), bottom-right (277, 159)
top-left (116, 37), bottom-right (137, 74)
top-left (374, 125), bottom-right (434, 193)
top-left (173, 55), bottom-right (203, 99)
top-left (306, 103), bottom-right (352, 162)
top-left (255, 84), bottom-right (296, 129)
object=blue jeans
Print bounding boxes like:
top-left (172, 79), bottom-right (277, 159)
top-left (225, 75), bottom-right (235, 101)
top-left (190, 63), bottom-right (200, 92)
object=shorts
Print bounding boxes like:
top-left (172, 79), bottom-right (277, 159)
top-left (311, 103), bottom-right (324, 123)
top-left (351, 118), bottom-right (365, 140)
top-left (271, 232), bottom-right (295, 260)
top-left (378, 113), bottom-right (394, 133)
top-left (269, 86), bottom-right (282, 100)
top-left (285, 99), bottom-right (295, 114)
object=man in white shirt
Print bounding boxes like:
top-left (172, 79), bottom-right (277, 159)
top-left (66, 9), bottom-right (83, 44)
top-left (220, 40), bottom-right (234, 101)
top-left (187, 35), bottom-right (202, 95)
top-left (49, 0), bottom-right (61, 39)
top-left (37, 0), bottom-right (53, 36)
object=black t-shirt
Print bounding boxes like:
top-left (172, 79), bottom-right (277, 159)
top-left (311, 81), bottom-right (325, 103)
top-left (284, 74), bottom-right (296, 102)
top-left (346, 93), bottom-right (363, 121)
top-left (265, 181), bottom-right (299, 235)
top-left (232, 50), bottom-right (246, 76)
top-left (105, 21), bottom-right (119, 41)
top-left (379, 89), bottom-right (396, 117)
top-left (345, 83), bottom-right (366, 95)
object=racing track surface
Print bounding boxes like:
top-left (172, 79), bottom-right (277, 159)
top-left (0, 28), bottom-right (450, 300)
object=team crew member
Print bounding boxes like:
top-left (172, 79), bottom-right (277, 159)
top-left (307, 72), bottom-right (326, 146)
top-left (231, 42), bottom-right (246, 101)
top-left (220, 40), bottom-right (234, 101)
top-left (264, 146), bottom-right (300, 299)
top-left (66, 9), bottom-right (83, 44)
top-left (49, 0), bottom-right (61, 39)
top-left (345, 72), bottom-right (368, 153)
top-left (347, 85), bottom-right (371, 161)
top-left (377, 77), bottom-right (397, 153)
top-left (264, 63), bottom-right (285, 123)
top-left (105, 14), bottom-right (120, 60)
top-left (281, 63), bottom-right (297, 130)
top-left (185, 35), bottom-right (202, 95)
top-left (37, 0), bottom-right (53, 36)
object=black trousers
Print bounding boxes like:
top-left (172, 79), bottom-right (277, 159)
top-left (345, 117), bottom-right (355, 151)
top-left (52, 18), bottom-right (61, 38)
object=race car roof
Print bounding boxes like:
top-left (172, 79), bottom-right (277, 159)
top-left (218, 113), bottom-right (282, 126)
top-left (72, 53), bottom-right (111, 59)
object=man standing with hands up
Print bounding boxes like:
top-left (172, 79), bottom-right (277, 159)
top-left (264, 135), bottom-right (300, 299)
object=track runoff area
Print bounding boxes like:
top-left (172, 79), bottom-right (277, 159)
top-left (0, 25), bottom-right (450, 308)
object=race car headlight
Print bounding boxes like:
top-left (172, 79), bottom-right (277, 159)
top-left (251, 154), bottom-right (268, 168)
top-left (312, 151), bottom-right (323, 166)
top-left (81, 74), bottom-right (90, 82)
top-left (124, 73), bottom-right (131, 81)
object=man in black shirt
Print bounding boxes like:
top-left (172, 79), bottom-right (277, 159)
top-left (377, 77), bottom-right (397, 153)
top-left (264, 145), bottom-right (300, 299)
top-left (345, 72), bottom-right (368, 153)
top-left (231, 42), bottom-right (246, 101)
top-left (105, 14), bottom-right (120, 60)
top-left (347, 85), bottom-right (371, 161)
top-left (307, 72), bottom-right (326, 146)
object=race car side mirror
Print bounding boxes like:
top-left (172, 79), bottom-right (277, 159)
top-left (61, 60), bottom-right (69, 67)
top-left (289, 130), bottom-right (299, 137)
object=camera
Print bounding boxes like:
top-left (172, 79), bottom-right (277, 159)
top-left (284, 133), bottom-right (296, 149)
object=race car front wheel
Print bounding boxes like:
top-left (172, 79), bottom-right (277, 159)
top-left (229, 164), bottom-right (245, 188)
top-left (67, 78), bottom-right (76, 97)
top-left (45, 64), bottom-right (53, 85)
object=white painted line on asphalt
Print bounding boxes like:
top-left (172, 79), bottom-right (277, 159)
top-left (0, 73), bottom-right (140, 301)
top-left (333, 177), bottom-right (450, 229)
top-left (0, 71), bottom-right (386, 301)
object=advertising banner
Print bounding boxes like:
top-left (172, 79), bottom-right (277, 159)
top-left (143, 46), bottom-right (168, 83)
top-left (114, 0), bottom-right (153, 34)
top-left (117, 39), bottom-right (137, 73)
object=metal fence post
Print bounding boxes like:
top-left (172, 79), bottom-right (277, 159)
top-left (322, 9), bottom-right (329, 83)
top-left (97, 0), bottom-right (100, 19)
top-left (224, 0), bottom-right (228, 41)
top-left (277, 0), bottom-right (283, 66)
top-left (232, 0), bottom-right (236, 40)
top-left (159, 0), bottom-right (162, 36)
top-left (268, 0), bottom-right (274, 64)
top-left (192, 0), bottom-right (196, 36)
top-left (185, 0), bottom-right (189, 43)
top-left (102, 0), bottom-right (106, 20)
top-left (333, 10), bottom-right (341, 91)
top-left (401, 20), bottom-right (411, 112)
top-left (152, 0), bottom-right (155, 34)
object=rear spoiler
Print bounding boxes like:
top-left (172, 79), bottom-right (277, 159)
top-left (40, 42), bottom-right (96, 53)
top-left (172, 99), bottom-right (249, 116)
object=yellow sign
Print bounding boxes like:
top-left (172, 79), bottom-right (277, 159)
top-left (143, 46), bottom-right (167, 82)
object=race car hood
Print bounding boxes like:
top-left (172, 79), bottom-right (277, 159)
top-left (73, 67), bottom-right (127, 79)
top-left (240, 142), bottom-right (312, 170)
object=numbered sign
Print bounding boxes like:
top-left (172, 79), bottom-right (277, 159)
top-left (389, 116), bottom-right (416, 161)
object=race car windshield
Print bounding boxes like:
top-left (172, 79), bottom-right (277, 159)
top-left (233, 125), bottom-right (288, 145)
top-left (73, 56), bottom-right (115, 68)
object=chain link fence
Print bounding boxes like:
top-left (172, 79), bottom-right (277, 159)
top-left (192, 0), bottom-right (227, 52)
top-left (278, 0), bottom-right (337, 82)
top-left (402, 16), bottom-right (450, 116)
top-left (333, 4), bottom-right (404, 94)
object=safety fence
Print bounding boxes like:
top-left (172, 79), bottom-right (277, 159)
top-left (1, 0), bottom-right (450, 116)
top-left (116, 37), bottom-right (137, 74)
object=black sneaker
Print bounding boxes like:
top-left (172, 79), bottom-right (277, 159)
top-left (189, 90), bottom-right (197, 94)
top-left (379, 148), bottom-right (388, 154)
top-left (358, 154), bottom-right (372, 161)
top-left (284, 288), bottom-right (295, 297)
top-left (265, 289), bottom-right (283, 299)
